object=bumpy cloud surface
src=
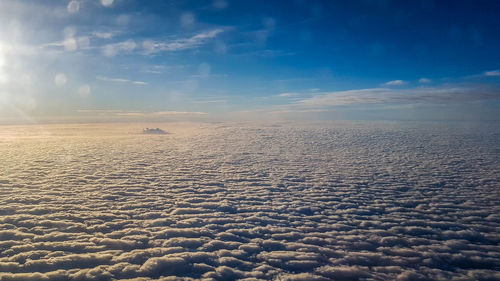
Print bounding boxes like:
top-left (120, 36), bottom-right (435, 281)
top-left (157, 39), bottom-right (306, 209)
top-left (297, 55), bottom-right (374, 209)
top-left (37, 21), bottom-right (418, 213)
top-left (0, 122), bottom-right (498, 280)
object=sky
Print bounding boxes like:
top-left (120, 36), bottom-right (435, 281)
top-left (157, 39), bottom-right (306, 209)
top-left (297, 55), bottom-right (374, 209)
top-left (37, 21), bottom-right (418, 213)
top-left (0, 0), bottom-right (500, 123)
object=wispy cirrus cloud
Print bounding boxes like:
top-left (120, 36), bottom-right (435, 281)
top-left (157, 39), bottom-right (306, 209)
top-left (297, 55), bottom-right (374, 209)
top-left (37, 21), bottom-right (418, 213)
top-left (384, 80), bottom-right (406, 86)
top-left (40, 29), bottom-right (224, 56)
top-left (77, 109), bottom-right (124, 114)
top-left (93, 31), bottom-right (118, 39)
top-left (230, 85), bottom-right (500, 121)
top-left (76, 109), bottom-right (207, 118)
top-left (101, 40), bottom-right (137, 56)
top-left (40, 36), bottom-right (91, 52)
top-left (277, 92), bottom-right (300, 98)
top-left (484, 70), bottom-right (500, 77)
top-left (142, 29), bottom-right (224, 54)
top-left (295, 86), bottom-right (500, 108)
top-left (118, 111), bottom-right (207, 117)
top-left (96, 76), bottom-right (147, 85)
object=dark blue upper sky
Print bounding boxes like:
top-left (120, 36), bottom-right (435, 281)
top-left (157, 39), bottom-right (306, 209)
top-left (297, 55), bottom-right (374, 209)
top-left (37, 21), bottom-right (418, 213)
top-left (0, 0), bottom-right (499, 122)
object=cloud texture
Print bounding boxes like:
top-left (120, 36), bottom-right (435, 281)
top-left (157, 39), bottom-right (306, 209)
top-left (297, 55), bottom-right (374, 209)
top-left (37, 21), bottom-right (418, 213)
top-left (0, 122), bottom-right (498, 280)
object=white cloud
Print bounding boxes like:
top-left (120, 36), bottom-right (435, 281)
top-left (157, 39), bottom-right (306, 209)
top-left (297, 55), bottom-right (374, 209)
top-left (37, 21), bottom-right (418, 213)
top-left (96, 76), bottom-right (147, 85)
top-left (142, 29), bottom-right (224, 54)
top-left (192, 99), bottom-right (227, 104)
top-left (93, 31), bottom-right (115, 39)
top-left (484, 70), bottom-right (500, 76)
top-left (39, 29), bottom-right (222, 57)
top-left (294, 86), bottom-right (500, 107)
top-left (102, 40), bottom-right (136, 56)
top-left (41, 36), bottom-right (89, 52)
top-left (63, 37), bottom-right (78, 51)
top-left (385, 80), bottom-right (406, 86)
top-left (101, 0), bottom-right (114, 7)
top-left (67, 1), bottom-right (80, 14)
top-left (77, 109), bottom-right (123, 114)
top-left (0, 122), bottom-right (498, 280)
top-left (418, 78), bottom-right (431, 83)
top-left (278, 93), bottom-right (300, 97)
top-left (118, 111), bottom-right (207, 117)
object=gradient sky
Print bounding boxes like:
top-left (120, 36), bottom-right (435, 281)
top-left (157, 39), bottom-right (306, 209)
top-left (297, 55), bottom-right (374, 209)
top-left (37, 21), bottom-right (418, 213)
top-left (1, 0), bottom-right (500, 123)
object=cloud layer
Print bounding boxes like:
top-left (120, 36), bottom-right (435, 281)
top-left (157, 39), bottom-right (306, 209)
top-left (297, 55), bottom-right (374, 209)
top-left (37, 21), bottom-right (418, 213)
top-left (0, 122), bottom-right (498, 280)
top-left (295, 86), bottom-right (500, 107)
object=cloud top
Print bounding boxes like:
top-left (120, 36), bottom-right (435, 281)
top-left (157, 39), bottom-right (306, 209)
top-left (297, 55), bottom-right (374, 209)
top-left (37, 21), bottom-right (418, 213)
top-left (0, 123), bottom-right (498, 280)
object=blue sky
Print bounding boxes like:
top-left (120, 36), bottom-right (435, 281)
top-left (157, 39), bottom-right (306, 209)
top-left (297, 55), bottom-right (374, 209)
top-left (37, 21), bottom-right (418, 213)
top-left (0, 0), bottom-right (500, 123)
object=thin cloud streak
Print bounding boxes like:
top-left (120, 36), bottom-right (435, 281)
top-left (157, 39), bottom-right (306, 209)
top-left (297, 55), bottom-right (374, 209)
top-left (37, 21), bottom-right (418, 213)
top-left (75, 109), bottom-right (208, 119)
top-left (278, 92), bottom-right (300, 97)
top-left (77, 109), bottom-right (124, 113)
top-left (93, 31), bottom-right (118, 39)
top-left (294, 86), bottom-right (500, 108)
top-left (118, 111), bottom-right (207, 117)
top-left (484, 70), bottom-right (500, 77)
top-left (96, 76), bottom-right (147, 85)
top-left (385, 80), bottom-right (406, 86)
top-left (142, 29), bottom-right (224, 54)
